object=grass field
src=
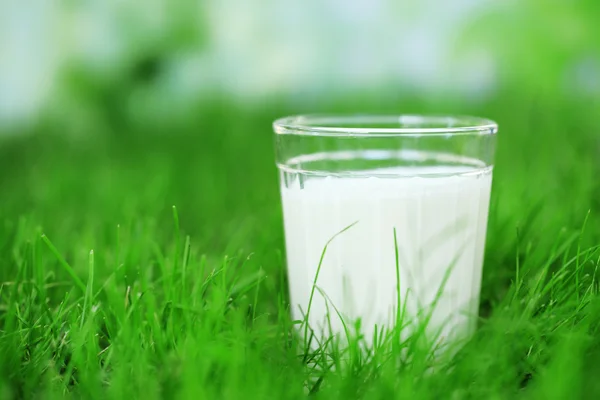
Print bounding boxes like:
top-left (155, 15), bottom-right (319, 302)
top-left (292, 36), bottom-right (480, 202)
top-left (1, 93), bottom-right (599, 399)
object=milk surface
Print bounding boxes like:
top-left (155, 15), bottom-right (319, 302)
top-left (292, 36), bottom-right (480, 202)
top-left (280, 164), bottom-right (492, 345)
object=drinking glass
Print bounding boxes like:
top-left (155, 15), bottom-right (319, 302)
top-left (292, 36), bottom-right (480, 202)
top-left (273, 115), bottom-right (497, 346)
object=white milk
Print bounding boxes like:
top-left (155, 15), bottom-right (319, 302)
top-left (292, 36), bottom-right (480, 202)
top-left (280, 161), bottom-right (492, 347)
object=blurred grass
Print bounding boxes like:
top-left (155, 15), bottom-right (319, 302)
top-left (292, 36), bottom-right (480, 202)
top-left (0, 89), bottom-right (600, 398)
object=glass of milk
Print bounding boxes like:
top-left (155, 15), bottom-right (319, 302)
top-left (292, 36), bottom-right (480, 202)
top-left (273, 115), bottom-right (497, 348)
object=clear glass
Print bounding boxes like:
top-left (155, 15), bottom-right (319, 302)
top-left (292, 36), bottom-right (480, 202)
top-left (273, 115), bottom-right (497, 347)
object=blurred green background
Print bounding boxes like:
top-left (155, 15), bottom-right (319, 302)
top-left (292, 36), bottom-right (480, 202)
top-left (1, 1), bottom-right (600, 398)
top-left (1, 0), bottom-right (598, 128)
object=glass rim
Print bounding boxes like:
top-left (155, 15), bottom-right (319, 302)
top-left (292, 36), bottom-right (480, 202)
top-left (273, 114), bottom-right (498, 137)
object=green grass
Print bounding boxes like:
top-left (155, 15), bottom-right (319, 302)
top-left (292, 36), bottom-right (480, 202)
top-left (1, 93), bottom-right (600, 399)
